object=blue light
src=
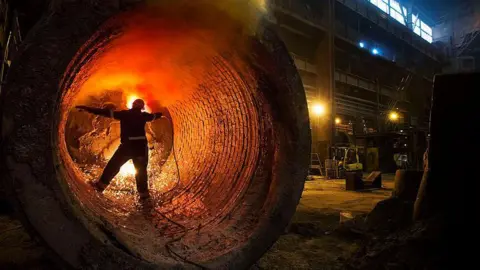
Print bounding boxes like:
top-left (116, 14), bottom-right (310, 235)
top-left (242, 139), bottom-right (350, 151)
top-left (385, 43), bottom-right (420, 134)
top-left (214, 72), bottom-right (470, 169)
top-left (372, 48), bottom-right (379, 55)
top-left (359, 42), bottom-right (365, 48)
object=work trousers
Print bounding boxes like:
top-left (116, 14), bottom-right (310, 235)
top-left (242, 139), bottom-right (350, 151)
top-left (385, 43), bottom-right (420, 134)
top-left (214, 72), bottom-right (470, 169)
top-left (99, 141), bottom-right (149, 194)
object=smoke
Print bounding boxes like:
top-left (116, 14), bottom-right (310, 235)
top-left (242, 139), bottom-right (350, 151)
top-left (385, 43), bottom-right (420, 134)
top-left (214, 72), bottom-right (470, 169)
top-left (73, 0), bottom-right (268, 110)
top-left (145, 0), bottom-right (268, 34)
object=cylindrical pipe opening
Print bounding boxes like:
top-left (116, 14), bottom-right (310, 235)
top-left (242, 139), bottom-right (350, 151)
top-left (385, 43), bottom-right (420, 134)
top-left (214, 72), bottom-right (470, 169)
top-left (2, 1), bottom-right (310, 268)
top-left (58, 5), bottom-right (275, 264)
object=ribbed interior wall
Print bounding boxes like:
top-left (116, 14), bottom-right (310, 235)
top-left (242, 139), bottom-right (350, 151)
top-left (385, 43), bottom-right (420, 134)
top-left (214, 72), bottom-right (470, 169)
top-left (160, 55), bottom-right (263, 225)
top-left (57, 29), bottom-right (275, 263)
top-left (0, 1), bottom-right (309, 267)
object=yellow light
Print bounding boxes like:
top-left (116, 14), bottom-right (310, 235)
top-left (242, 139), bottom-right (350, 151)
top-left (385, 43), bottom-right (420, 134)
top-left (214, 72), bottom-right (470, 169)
top-left (335, 117), bottom-right (341, 124)
top-left (126, 94), bottom-right (151, 112)
top-left (312, 103), bottom-right (326, 116)
top-left (119, 161), bottom-right (136, 177)
top-left (389, 112), bottom-right (399, 121)
top-left (127, 95), bottom-right (139, 109)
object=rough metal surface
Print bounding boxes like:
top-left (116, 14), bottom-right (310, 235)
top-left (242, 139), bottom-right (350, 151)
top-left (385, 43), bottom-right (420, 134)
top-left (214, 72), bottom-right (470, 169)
top-left (1, 1), bottom-right (310, 269)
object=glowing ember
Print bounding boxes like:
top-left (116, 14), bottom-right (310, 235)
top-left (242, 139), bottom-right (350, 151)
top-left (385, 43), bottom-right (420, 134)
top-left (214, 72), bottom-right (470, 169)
top-left (127, 95), bottom-right (151, 112)
top-left (119, 161), bottom-right (136, 176)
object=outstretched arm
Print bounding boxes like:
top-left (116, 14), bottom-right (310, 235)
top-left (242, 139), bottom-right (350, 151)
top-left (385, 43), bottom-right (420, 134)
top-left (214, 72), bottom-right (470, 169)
top-left (76, 106), bottom-right (116, 118)
top-left (144, 112), bottom-right (164, 122)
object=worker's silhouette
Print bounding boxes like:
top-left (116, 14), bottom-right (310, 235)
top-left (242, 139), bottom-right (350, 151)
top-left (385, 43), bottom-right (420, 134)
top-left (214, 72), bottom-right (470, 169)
top-left (76, 99), bottom-right (163, 199)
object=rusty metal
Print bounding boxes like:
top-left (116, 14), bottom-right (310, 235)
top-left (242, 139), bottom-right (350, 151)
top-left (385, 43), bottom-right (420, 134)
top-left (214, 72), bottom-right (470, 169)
top-left (1, 1), bottom-right (310, 268)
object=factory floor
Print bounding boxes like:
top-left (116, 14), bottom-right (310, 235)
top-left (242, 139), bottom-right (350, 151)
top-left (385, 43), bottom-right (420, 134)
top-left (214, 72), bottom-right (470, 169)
top-left (0, 175), bottom-right (394, 269)
top-left (256, 175), bottom-right (395, 270)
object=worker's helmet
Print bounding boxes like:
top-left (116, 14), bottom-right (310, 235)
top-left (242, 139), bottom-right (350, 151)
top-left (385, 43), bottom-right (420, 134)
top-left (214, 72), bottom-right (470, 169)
top-left (132, 99), bottom-right (145, 110)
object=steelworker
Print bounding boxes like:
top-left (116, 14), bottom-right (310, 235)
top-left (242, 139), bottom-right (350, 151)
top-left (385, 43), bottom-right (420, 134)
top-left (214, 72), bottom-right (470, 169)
top-left (76, 99), bottom-right (163, 200)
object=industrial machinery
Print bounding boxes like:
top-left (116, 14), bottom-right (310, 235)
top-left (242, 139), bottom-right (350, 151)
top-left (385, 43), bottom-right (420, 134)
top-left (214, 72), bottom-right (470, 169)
top-left (332, 146), bottom-right (364, 178)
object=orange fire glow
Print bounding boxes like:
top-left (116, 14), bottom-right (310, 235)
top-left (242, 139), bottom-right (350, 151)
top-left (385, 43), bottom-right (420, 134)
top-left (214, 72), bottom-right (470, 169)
top-left (71, 0), bottom-right (265, 201)
top-left (72, 1), bottom-right (263, 111)
top-left (119, 161), bottom-right (136, 177)
top-left (127, 94), bottom-right (151, 112)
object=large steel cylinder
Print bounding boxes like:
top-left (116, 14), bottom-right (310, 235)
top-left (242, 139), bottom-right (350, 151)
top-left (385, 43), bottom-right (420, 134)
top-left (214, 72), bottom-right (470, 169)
top-left (1, 1), bottom-right (310, 268)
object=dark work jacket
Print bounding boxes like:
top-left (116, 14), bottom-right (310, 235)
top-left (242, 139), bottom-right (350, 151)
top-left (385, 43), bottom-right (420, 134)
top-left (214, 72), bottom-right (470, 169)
top-left (82, 107), bottom-right (162, 143)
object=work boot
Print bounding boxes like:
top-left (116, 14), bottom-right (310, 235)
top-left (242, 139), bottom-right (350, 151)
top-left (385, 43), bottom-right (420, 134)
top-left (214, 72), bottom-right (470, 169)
top-left (89, 181), bottom-right (106, 193)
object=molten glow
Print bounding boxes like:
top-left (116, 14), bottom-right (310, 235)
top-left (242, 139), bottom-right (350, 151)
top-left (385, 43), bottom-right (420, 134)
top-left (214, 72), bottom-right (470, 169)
top-left (127, 95), bottom-right (138, 109)
top-left (127, 95), bottom-right (151, 112)
top-left (69, 0), bottom-right (265, 213)
top-left (389, 112), bottom-right (399, 121)
top-left (119, 161), bottom-right (136, 177)
top-left (73, 1), bottom-right (265, 110)
top-left (312, 103), bottom-right (326, 116)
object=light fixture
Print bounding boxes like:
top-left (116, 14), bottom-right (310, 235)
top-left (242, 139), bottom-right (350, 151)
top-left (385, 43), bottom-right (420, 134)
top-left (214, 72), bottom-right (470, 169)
top-left (372, 48), bottom-right (379, 55)
top-left (312, 103), bottom-right (326, 116)
top-left (389, 111), bottom-right (399, 121)
top-left (359, 42), bottom-right (365, 48)
top-left (335, 117), bottom-right (341, 124)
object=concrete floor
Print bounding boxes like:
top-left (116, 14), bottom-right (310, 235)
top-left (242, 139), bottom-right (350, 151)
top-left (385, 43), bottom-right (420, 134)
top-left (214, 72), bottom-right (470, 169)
top-left (0, 176), bottom-right (394, 269)
top-left (256, 175), bottom-right (394, 269)
top-left (298, 175), bottom-right (394, 218)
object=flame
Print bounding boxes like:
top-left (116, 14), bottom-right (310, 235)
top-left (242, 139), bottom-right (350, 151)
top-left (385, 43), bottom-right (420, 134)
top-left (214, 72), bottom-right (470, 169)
top-left (119, 161), bottom-right (136, 177)
top-left (127, 95), bottom-right (139, 109)
top-left (73, 1), bottom-right (265, 110)
top-left (127, 94), bottom-right (151, 112)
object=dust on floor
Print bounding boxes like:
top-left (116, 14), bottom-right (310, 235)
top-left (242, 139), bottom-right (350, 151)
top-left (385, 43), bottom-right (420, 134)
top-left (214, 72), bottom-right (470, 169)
top-left (256, 176), bottom-right (394, 270)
